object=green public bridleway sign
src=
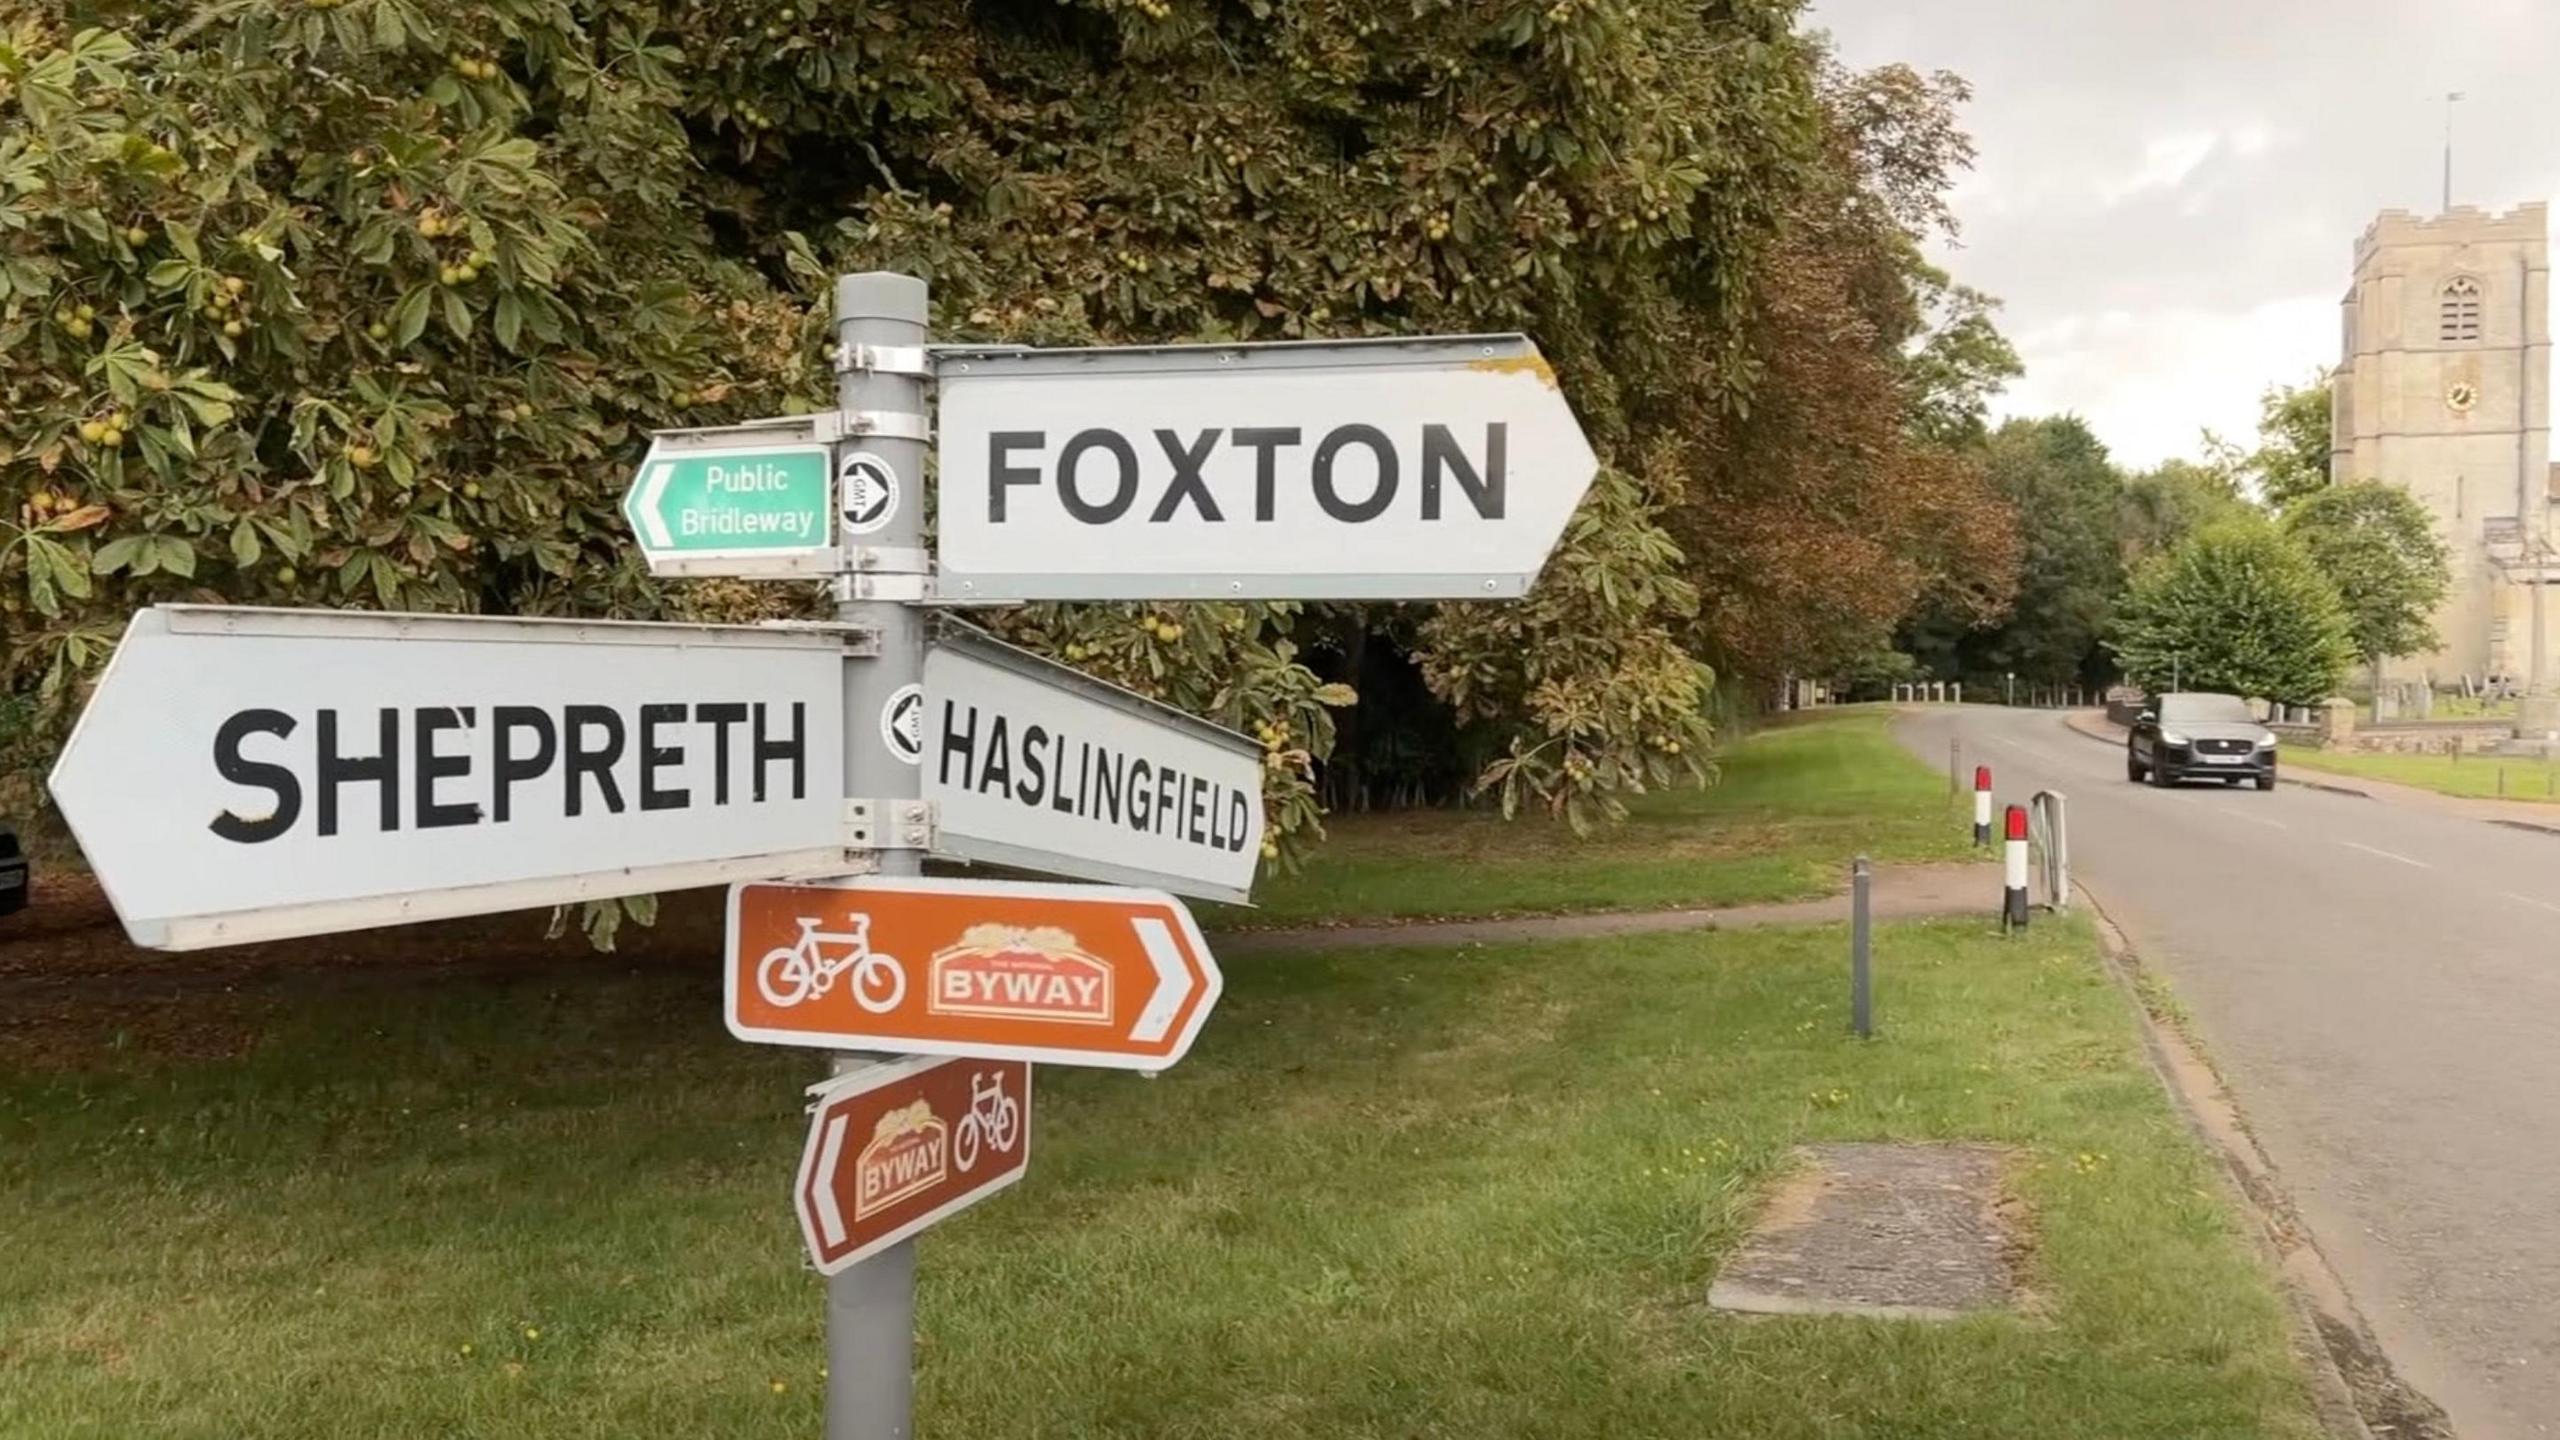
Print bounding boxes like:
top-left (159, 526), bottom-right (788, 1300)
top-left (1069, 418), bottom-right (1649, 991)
top-left (623, 441), bottom-right (832, 574)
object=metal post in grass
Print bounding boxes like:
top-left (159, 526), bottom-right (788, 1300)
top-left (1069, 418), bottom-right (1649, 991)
top-left (825, 271), bottom-right (931, 1440)
top-left (1850, 855), bottom-right (1873, 1038)
top-left (1949, 737), bottom-right (1961, 798)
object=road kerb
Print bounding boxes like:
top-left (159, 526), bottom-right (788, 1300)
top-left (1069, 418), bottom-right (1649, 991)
top-left (2075, 883), bottom-right (2442, 1440)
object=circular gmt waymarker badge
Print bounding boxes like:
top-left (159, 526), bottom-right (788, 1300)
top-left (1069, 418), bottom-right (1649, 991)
top-left (881, 684), bottom-right (924, 765)
top-left (840, 451), bottom-right (901, 536)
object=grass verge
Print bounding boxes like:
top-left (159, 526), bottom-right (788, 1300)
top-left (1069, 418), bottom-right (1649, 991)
top-left (1221, 707), bottom-right (1975, 928)
top-left (2, 915), bottom-right (2318, 1438)
top-left (2282, 744), bottom-right (2560, 804)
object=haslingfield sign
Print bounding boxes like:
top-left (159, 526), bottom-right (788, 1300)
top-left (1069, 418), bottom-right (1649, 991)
top-left (48, 607), bottom-right (851, 949)
top-left (922, 625), bottom-right (1264, 904)
top-left (931, 334), bottom-right (1597, 601)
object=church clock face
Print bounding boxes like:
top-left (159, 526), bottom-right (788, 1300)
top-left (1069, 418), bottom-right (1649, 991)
top-left (2446, 381), bottom-right (2479, 414)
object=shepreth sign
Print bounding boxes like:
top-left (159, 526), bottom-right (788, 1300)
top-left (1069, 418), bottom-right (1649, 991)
top-left (47, 606), bottom-right (849, 949)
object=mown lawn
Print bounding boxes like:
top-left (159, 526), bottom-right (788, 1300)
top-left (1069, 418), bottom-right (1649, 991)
top-left (0, 914), bottom-right (2319, 1439)
top-left (2283, 743), bottom-right (2560, 804)
top-left (1219, 708), bottom-right (1978, 927)
top-left (2, 702), bottom-right (2322, 1437)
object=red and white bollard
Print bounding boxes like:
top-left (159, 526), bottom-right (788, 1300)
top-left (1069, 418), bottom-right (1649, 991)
top-left (2002, 803), bottom-right (2031, 932)
top-left (1972, 765), bottom-right (1992, 846)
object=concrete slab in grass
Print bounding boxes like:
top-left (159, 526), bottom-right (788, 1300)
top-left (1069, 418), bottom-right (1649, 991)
top-left (1708, 1142), bottom-right (2022, 1320)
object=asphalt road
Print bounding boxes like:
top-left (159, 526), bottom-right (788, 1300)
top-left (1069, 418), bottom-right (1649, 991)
top-left (1898, 705), bottom-right (2560, 1440)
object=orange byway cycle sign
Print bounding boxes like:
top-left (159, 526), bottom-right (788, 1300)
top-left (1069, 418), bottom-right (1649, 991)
top-left (725, 875), bottom-right (1222, 1070)
top-left (796, 1054), bottom-right (1031, 1276)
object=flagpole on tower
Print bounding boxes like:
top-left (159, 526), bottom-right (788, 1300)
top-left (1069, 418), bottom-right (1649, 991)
top-left (2441, 91), bottom-right (2464, 212)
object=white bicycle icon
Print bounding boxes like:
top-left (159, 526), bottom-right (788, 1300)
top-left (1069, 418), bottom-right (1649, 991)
top-left (755, 914), bottom-right (907, 1014)
top-left (953, 1069), bottom-right (1021, 1172)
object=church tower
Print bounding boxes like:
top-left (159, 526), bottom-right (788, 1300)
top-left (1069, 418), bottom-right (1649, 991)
top-left (2331, 202), bottom-right (2553, 684)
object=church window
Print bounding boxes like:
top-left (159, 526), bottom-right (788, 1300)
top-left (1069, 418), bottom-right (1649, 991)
top-left (2440, 275), bottom-right (2483, 342)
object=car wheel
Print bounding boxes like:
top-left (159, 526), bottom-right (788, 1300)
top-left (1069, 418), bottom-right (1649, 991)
top-left (2256, 772), bottom-right (2276, 791)
top-left (2150, 761), bottom-right (2174, 788)
top-left (2126, 751), bottom-right (2145, 782)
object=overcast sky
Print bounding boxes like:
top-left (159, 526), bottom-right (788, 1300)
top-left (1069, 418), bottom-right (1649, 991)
top-left (1807, 0), bottom-right (2560, 469)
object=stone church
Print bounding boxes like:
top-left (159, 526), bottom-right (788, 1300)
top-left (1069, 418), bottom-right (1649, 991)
top-left (2331, 202), bottom-right (2555, 692)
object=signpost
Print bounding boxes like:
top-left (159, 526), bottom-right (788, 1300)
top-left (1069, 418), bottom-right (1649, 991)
top-left (925, 624), bottom-right (1265, 903)
top-left (932, 334), bottom-right (1598, 600)
top-left (46, 268), bottom-right (1602, 1440)
top-left (797, 1055), bottom-right (1032, 1276)
top-left (623, 434), bottom-right (834, 577)
top-left (727, 875), bottom-right (1222, 1071)
top-left (47, 605), bottom-right (853, 950)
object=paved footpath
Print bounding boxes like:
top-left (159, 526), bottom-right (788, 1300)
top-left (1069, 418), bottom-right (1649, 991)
top-left (1223, 861), bottom-right (1995, 954)
top-left (1904, 704), bottom-right (2560, 1440)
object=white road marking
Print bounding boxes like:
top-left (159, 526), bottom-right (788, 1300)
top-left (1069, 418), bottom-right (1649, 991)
top-left (2224, 810), bottom-right (2288, 830)
top-left (2340, 840), bottom-right (2430, 869)
top-left (2502, 891), bottom-right (2560, 916)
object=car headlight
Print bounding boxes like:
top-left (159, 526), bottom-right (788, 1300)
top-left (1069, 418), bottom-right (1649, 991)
top-left (2160, 730), bottom-right (2190, 746)
top-left (2254, 734), bottom-right (2277, 748)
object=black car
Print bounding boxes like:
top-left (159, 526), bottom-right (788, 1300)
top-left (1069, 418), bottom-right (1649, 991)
top-left (0, 823), bottom-right (26, 916)
top-left (2126, 692), bottom-right (2278, 790)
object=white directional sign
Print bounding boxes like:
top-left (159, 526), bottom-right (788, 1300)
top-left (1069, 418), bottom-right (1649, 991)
top-left (932, 334), bottom-right (1597, 600)
top-left (49, 606), bottom-right (853, 950)
top-left (924, 625), bottom-right (1265, 903)
top-left (624, 414), bottom-right (845, 579)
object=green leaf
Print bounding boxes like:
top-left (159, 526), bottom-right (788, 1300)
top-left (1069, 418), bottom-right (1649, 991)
top-left (173, 389), bottom-right (234, 426)
top-left (165, 219), bottom-right (199, 262)
top-left (493, 291), bottom-right (523, 352)
top-left (89, 534), bottom-right (146, 574)
top-left (24, 543), bottom-right (60, 617)
top-left (477, 137), bottom-right (540, 171)
top-left (145, 259), bottom-right (192, 289)
top-left (1311, 682), bottom-right (1359, 706)
top-left (230, 518), bottom-right (262, 568)
top-left (154, 534), bottom-right (197, 579)
top-left (44, 538), bottom-right (93, 602)
top-left (440, 286), bottom-right (472, 339)
top-left (391, 284), bottom-right (431, 346)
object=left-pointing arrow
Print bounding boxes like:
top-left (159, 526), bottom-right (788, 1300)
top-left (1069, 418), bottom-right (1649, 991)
top-left (634, 462), bottom-right (676, 549)
top-left (807, 1111), bottom-right (852, 1248)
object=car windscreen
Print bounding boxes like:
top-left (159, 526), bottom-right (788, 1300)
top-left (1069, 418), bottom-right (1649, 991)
top-left (2159, 695), bottom-right (2254, 725)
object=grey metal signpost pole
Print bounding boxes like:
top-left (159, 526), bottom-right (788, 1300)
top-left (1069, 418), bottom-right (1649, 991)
top-left (826, 272), bottom-right (932, 1440)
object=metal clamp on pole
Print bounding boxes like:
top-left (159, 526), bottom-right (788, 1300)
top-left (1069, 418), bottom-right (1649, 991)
top-left (841, 409), bottom-right (932, 443)
top-left (840, 546), bottom-right (933, 574)
top-left (830, 573), bottom-right (933, 604)
top-left (844, 799), bottom-right (935, 853)
top-left (834, 341), bottom-right (934, 378)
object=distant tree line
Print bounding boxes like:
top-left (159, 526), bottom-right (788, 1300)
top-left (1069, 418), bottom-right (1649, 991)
top-left (1845, 374), bottom-right (2448, 706)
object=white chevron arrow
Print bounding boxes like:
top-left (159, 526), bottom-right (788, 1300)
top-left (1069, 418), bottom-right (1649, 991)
top-left (1129, 915), bottom-right (1192, 1044)
top-left (632, 462), bottom-right (676, 549)
top-left (807, 1111), bottom-right (852, 1248)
